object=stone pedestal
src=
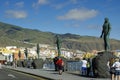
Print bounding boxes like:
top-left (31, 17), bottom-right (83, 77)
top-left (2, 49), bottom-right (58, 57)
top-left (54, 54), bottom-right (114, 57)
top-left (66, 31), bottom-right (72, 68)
top-left (92, 51), bottom-right (116, 78)
top-left (32, 59), bottom-right (44, 69)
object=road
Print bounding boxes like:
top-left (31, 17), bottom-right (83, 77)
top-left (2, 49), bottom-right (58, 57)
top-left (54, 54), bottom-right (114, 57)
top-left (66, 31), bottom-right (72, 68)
top-left (0, 68), bottom-right (47, 80)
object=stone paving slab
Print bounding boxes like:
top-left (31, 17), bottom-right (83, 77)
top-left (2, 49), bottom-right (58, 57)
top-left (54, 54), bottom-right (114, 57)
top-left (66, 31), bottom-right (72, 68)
top-left (3, 66), bottom-right (111, 80)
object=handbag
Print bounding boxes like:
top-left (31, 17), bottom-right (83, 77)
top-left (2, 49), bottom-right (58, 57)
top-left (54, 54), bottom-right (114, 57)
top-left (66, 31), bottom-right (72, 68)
top-left (110, 67), bottom-right (115, 74)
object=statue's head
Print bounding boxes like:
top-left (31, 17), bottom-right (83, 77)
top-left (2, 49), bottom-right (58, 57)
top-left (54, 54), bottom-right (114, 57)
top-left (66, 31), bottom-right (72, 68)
top-left (104, 17), bottom-right (109, 22)
top-left (55, 35), bottom-right (59, 39)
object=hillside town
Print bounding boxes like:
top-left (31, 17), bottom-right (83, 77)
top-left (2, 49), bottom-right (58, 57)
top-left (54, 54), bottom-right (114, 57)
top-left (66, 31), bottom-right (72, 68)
top-left (0, 43), bottom-right (120, 65)
top-left (0, 44), bottom-right (77, 64)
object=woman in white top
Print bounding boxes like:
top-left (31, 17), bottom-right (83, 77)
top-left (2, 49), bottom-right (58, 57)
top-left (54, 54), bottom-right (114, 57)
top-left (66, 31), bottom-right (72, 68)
top-left (81, 58), bottom-right (87, 76)
top-left (112, 58), bottom-right (120, 80)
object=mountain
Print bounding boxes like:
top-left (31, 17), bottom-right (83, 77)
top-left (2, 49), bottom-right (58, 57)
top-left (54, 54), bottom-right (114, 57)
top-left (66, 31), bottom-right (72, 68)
top-left (0, 22), bottom-right (56, 47)
top-left (0, 22), bottom-right (120, 51)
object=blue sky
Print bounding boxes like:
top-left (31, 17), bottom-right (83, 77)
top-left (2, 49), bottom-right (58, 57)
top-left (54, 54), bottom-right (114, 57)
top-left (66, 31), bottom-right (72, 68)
top-left (0, 0), bottom-right (120, 40)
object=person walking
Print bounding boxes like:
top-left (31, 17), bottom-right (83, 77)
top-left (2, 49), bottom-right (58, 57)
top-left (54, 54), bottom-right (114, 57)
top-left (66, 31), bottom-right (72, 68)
top-left (87, 58), bottom-right (91, 77)
top-left (81, 58), bottom-right (87, 76)
top-left (53, 57), bottom-right (59, 71)
top-left (56, 58), bottom-right (64, 75)
top-left (112, 58), bottom-right (120, 80)
top-left (108, 58), bottom-right (116, 80)
top-left (0, 63), bottom-right (2, 69)
top-left (13, 58), bottom-right (17, 68)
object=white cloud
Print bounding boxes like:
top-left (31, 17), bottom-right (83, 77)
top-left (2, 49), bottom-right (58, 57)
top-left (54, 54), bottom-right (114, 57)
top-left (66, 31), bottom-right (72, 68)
top-left (52, 3), bottom-right (68, 9)
top-left (38, 0), bottom-right (48, 4)
top-left (5, 10), bottom-right (27, 19)
top-left (15, 2), bottom-right (24, 8)
top-left (57, 8), bottom-right (98, 20)
top-left (32, 0), bottom-right (49, 9)
top-left (51, 1), bottom-right (70, 9)
top-left (51, 0), bottom-right (77, 9)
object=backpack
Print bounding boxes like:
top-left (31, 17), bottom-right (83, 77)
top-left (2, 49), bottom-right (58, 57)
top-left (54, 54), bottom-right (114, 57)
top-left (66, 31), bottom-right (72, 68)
top-left (87, 62), bottom-right (90, 68)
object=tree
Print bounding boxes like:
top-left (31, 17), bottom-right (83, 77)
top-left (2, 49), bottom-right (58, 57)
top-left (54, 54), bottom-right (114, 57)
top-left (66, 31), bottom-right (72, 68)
top-left (24, 48), bottom-right (28, 59)
top-left (36, 44), bottom-right (40, 59)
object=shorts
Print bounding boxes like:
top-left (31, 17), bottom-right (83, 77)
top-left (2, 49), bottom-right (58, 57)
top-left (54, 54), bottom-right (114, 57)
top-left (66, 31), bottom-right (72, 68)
top-left (115, 70), bottom-right (120, 75)
top-left (82, 67), bottom-right (87, 71)
top-left (58, 65), bottom-right (64, 70)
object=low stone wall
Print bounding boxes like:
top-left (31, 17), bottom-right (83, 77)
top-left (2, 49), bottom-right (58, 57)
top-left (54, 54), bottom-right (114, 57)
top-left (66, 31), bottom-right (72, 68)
top-left (17, 59), bottom-right (44, 69)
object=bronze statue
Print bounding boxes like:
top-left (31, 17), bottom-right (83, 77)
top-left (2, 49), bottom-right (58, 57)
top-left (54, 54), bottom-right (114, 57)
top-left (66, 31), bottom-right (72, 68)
top-left (56, 35), bottom-right (62, 57)
top-left (100, 17), bottom-right (111, 51)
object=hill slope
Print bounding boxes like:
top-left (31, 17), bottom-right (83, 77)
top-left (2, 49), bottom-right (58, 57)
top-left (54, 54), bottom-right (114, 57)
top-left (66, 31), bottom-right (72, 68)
top-left (0, 22), bottom-right (120, 51)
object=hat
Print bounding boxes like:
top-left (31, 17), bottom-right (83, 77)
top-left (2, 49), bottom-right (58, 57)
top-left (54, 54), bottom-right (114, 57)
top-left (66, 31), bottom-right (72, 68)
top-left (115, 58), bottom-right (119, 61)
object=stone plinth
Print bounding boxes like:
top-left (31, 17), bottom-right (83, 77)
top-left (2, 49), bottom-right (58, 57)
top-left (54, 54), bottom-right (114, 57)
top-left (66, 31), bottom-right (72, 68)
top-left (92, 51), bottom-right (116, 78)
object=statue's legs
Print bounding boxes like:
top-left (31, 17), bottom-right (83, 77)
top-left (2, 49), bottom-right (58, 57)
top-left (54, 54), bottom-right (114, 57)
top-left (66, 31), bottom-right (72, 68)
top-left (104, 35), bottom-right (110, 51)
top-left (106, 36), bottom-right (110, 50)
top-left (57, 47), bottom-right (61, 57)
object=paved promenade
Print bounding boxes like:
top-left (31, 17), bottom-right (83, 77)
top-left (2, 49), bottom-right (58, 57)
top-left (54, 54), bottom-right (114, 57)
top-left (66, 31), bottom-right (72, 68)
top-left (3, 65), bottom-right (111, 80)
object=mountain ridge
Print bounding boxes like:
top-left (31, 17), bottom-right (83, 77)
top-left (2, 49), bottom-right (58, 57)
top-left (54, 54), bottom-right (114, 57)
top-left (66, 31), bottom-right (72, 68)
top-left (0, 21), bottom-right (120, 51)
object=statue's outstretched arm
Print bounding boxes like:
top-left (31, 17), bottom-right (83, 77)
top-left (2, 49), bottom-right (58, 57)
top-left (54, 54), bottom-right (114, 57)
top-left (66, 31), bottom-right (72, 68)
top-left (100, 27), bottom-right (104, 38)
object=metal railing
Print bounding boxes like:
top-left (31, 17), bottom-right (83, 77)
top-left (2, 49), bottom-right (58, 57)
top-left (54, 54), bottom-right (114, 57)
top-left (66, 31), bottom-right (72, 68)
top-left (43, 61), bottom-right (82, 71)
